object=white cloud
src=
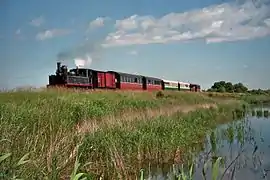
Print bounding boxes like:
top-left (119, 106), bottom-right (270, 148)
top-left (30, 16), bottom-right (45, 27)
top-left (102, 0), bottom-right (270, 47)
top-left (88, 17), bottom-right (109, 30)
top-left (127, 50), bottom-right (138, 55)
top-left (115, 15), bottom-right (139, 30)
top-left (36, 29), bottom-right (71, 41)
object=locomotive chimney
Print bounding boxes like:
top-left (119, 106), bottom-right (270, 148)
top-left (76, 66), bottom-right (79, 76)
top-left (56, 62), bottom-right (61, 75)
top-left (57, 62), bottom-right (61, 72)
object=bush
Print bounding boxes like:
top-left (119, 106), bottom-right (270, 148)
top-left (156, 91), bottom-right (164, 98)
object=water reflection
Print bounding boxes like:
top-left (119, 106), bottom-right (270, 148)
top-left (146, 107), bottom-right (270, 180)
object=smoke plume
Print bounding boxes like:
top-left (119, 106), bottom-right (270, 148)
top-left (74, 54), bottom-right (92, 67)
top-left (57, 39), bottom-right (102, 68)
top-left (56, 27), bottom-right (110, 67)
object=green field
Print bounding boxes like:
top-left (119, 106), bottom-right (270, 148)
top-left (0, 88), bottom-right (254, 179)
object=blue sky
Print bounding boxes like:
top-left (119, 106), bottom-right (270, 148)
top-left (1, 0), bottom-right (270, 90)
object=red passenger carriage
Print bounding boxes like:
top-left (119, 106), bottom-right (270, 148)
top-left (143, 76), bottom-right (162, 91)
top-left (189, 84), bottom-right (201, 92)
top-left (108, 71), bottom-right (143, 90)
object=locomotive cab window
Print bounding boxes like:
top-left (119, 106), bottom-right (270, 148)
top-left (69, 69), bottom-right (88, 77)
top-left (69, 69), bottom-right (77, 75)
top-left (79, 69), bottom-right (86, 77)
top-left (69, 71), bottom-right (76, 75)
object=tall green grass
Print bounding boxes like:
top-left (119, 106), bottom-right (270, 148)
top-left (0, 89), bottom-right (245, 179)
top-left (78, 103), bottom-right (245, 179)
top-left (139, 108), bottom-right (251, 180)
top-left (240, 94), bottom-right (270, 105)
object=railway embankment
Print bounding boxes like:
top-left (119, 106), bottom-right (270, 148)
top-left (0, 89), bottom-right (248, 179)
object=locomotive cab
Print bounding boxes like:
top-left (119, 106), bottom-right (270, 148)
top-left (66, 68), bottom-right (92, 88)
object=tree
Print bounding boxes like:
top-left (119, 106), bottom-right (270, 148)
top-left (233, 83), bottom-right (248, 93)
top-left (208, 81), bottom-right (248, 93)
top-left (248, 89), bottom-right (270, 95)
top-left (212, 81), bottom-right (226, 90)
top-left (217, 86), bottom-right (226, 93)
top-left (225, 82), bottom-right (233, 93)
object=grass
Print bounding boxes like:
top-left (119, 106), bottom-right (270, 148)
top-left (78, 103), bottom-right (245, 179)
top-left (204, 91), bottom-right (270, 105)
top-left (0, 88), bottom-right (250, 179)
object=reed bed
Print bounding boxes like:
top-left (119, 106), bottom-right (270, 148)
top-left (0, 88), bottom-right (246, 179)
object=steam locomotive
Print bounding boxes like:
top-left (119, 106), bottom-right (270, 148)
top-left (47, 62), bottom-right (201, 92)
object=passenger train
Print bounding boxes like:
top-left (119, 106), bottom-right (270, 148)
top-left (47, 62), bottom-right (201, 92)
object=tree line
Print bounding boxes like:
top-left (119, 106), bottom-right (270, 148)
top-left (207, 81), bottom-right (270, 95)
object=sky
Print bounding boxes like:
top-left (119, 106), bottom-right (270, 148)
top-left (0, 0), bottom-right (270, 90)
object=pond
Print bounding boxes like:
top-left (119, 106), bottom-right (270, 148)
top-left (146, 106), bottom-right (270, 180)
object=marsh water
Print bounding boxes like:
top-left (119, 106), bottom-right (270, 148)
top-left (146, 106), bottom-right (270, 180)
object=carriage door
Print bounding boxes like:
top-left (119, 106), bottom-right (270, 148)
top-left (142, 77), bottom-right (147, 90)
top-left (115, 74), bottom-right (121, 89)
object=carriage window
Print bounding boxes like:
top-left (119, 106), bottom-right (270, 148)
top-left (134, 77), bottom-right (138, 83)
